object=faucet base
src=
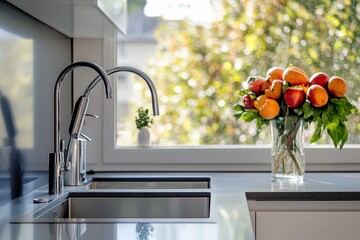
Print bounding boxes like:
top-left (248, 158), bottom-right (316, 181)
top-left (64, 138), bottom-right (87, 186)
top-left (49, 152), bottom-right (65, 194)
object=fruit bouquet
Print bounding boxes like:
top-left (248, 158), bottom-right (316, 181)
top-left (234, 65), bottom-right (357, 178)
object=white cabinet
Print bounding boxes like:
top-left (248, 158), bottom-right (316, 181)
top-left (256, 211), bottom-right (360, 240)
top-left (248, 200), bottom-right (360, 240)
top-left (7, 0), bottom-right (126, 38)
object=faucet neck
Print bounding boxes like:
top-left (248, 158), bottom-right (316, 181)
top-left (84, 66), bottom-right (160, 116)
top-left (53, 61), bottom-right (111, 154)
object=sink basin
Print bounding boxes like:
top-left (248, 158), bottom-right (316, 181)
top-left (87, 177), bottom-right (211, 189)
top-left (29, 191), bottom-right (211, 222)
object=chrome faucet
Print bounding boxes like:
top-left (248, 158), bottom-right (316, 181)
top-left (63, 66), bottom-right (159, 187)
top-left (49, 61), bottom-right (111, 195)
top-left (84, 66), bottom-right (159, 115)
top-left (64, 66), bottom-right (159, 187)
top-left (52, 65), bottom-right (158, 191)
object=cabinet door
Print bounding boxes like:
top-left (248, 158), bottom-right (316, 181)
top-left (256, 211), bottom-right (360, 240)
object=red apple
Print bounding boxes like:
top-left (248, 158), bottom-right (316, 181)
top-left (309, 72), bottom-right (329, 88)
top-left (248, 78), bottom-right (265, 95)
top-left (243, 94), bottom-right (255, 109)
top-left (249, 79), bottom-right (264, 95)
top-left (284, 87), bottom-right (305, 108)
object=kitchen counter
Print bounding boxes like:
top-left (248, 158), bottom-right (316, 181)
top-left (1, 172), bottom-right (360, 239)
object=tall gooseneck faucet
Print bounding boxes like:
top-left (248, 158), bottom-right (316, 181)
top-left (62, 66), bottom-right (159, 187)
top-left (49, 61), bottom-right (111, 194)
top-left (85, 66), bottom-right (159, 116)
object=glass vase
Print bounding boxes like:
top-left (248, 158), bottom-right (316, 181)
top-left (271, 117), bottom-right (305, 180)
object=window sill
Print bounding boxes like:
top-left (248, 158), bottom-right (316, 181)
top-left (99, 145), bottom-right (360, 172)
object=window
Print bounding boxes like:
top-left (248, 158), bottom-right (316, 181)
top-left (103, 0), bottom-right (360, 170)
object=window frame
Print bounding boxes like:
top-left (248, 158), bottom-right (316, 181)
top-left (96, 23), bottom-right (360, 172)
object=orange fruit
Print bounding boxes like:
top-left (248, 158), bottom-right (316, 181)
top-left (301, 83), bottom-right (310, 95)
top-left (259, 98), bottom-right (280, 119)
top-left (261, 79), bottom-right (271, 92)
top-left (307, 85), bottom-right (329, 107)
top-left (254, 95), bottom-right (280, 119)
top-left (327, 76), bottom-right (348, 98)
top-left (266, 67), bottom-right (284, 83)
top-left (254, 95), bottom-right (267, 110)
top-left (265, 79), bottom-right (283, 99)
top-left (282, 65), bottom-right (308, 86)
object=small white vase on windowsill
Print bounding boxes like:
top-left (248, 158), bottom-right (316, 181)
top-left (137, 127), bottom-right (151, 147)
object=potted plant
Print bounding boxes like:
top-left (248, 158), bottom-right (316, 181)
top-left (135, 107), bottom-right (154, 147)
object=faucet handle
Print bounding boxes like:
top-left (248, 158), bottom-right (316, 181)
top-left (68, 96), bottom-right (89, 139)
top-left (60, 139), bottom-right (66, 152)
top-left (80, 133), bottom-right (91, 142)
top-left (85, 113), bottom-right (99, 119)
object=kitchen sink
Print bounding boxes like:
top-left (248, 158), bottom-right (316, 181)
top-left (87, 177), bottom-right (211, 189)
top-left (27, 191), bottom-right (211, 223)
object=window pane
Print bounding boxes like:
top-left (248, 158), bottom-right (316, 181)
top-left (116, 0), bottom-right (360, 147)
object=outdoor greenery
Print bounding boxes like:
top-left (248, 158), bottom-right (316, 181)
top-left (125, 0), bottom-right (360, 146)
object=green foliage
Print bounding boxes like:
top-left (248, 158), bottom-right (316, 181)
top-left (234, 103), bottom-right (270, 129)
top-left (135, 107), bottom-right (154, 131)
top-left (307, 97), bottom-right (357, 149)
top-left (146, 0), bottom-right (360, 145)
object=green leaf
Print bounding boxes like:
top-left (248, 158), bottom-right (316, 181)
top-left (234, 104), bottom-right (245, 111)
top-left (329, 115), bottom-right (340, 127)
top-left (327, 122), bottom-right (346, 148)
top-left (241, 110), bottom-right (260, 122)
top-left (340, 125), bottom-right (348, 150)
top-left (326, 121), bottom-right (338, 131)
top-left (293, 107), bottom-right (303, 116)
top-left (256, 117), bottom-right (269, 129)
top-left (310, 122), bottom-right (323, 143)
top-left (336, 104), bottom-right (345, 116)
top-left (321, 110), bottom-right (328, 125)
top-left (302, 102), bottom-right (316, 120)
top-left (239, 89), bottom-right (250, 95)
top-left (233, 113), bottom-right (242, 119)
top-left (331, 97), bottom-right (356, 117)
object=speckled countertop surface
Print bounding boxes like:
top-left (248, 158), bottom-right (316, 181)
top-left (2, 172), bottom-right (360, 240)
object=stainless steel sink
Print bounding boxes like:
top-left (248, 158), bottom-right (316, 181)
top-left (30, 192), bottom-right (211, 222)
top-left (87, 177), bottom-right (211, 189)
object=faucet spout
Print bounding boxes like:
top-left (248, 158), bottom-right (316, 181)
top-left (50, 61), bottom-right (111, 194)
top-left (54, 61), bottom-right (111, 153)
top-left (84, 66), bottom-right (160, 116)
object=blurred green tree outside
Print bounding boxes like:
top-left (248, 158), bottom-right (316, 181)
top-left (125, 0), bottom-right (360, 146)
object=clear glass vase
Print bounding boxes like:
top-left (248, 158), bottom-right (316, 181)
top-left (271, 117), bottom-right (305, 180)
